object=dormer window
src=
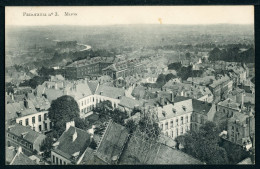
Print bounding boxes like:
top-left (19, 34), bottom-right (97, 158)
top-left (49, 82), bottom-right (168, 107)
top-left (172, 108), bottom-right (176, 114)
top-left (162, 111), bottom-right (166, 117)
top-left (182, 106), bottom-right (186, 111)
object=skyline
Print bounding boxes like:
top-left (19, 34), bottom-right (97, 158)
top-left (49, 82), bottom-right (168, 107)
top-left (6, 6), bottom-right (254, 26)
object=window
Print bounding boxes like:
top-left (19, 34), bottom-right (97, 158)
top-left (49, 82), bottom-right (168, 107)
top-left (181, 127), bottom-right (183, 134)
top-left (39, 125), bottom-right (42, 131)
top-left (26, 142), bottom-right (28, 147)
top-left (60, 159), bottom-right (62, 165)
top-left (82, 101), bottom-right (83, 106)
top-left (186, 116), bottom-right (189, 123)
top-left (170, 121), bottom-right (173, 128)
top-left (25, 119), bottom-right (29, 126)
top-left (53, 155), bottom-right (55, 163)
top-left (236, 128), bottom-right (239, 132)
top-left (44, 113), bottom-right (47, 120)
top-left (232, 126), bottom-right (234, 130)
top-left (165, 122), bottom-right (168, 129)
top-left (19, 120), bottom-right (22, 125)
top-left (176, 119), bottom-right (178, 126)
top-left (38, 115), bottom-right (41, 122)
top-left (64, 161), bottom-right (66, 165)
top-left (172, 131), bottom-right (174, 137)
top-left (93, 97), bottom-right (95, 102)
top-left (44, 123), bottom-right (48, 130)
top-left (160, 124), bottom-right (163, 130)
top-left (32, 117), bottom-right (35, 124)
top-left (56, 157), bottom-right (58, 165)
top-left (181, 117), bottom-right (183, 125)
top-left (176, 128), bottom-right (178, 136)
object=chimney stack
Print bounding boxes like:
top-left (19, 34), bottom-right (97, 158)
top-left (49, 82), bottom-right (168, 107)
top-left (66, 121), bottom-right (75, 131)
top-left (24, 98), bottom-right (29, 109)
top-left (170, 92), bottom-right (174, 102)
top-left (160, 97), bottom-right (164, 106)
top-left (72, 128), bottom-right (77, 142)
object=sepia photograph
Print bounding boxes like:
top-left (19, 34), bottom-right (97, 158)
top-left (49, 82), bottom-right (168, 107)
top-left (5, 6), bottom-right (255, 165)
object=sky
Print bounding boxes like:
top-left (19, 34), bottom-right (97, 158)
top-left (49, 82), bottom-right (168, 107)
top-left (6, 6), bottom-right (254, 26)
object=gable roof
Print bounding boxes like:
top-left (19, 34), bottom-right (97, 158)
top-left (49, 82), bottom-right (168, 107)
top-left (53, 126), bottom-right (91, 161)
top-left (10, 152), bottom-right (37, 165)
top-left (6, 147), bottom-right (16, 163)
top-left (119, 131), bottom-right (202, 165)
top-left (87, 81), bottom-right (99, 95)
top-left (192, 99), bottom-right (213, 115)
top-left (95, 120), bottom-right (129, 164)
top-left (7, 123), bottom-right (46, 144)
top-left (95, 85), bottom-right (125, 99)
top-left (119, 96), bottom-right (144, 109)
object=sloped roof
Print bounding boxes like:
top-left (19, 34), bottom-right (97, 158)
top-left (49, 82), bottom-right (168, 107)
top-left (218, 98), bottom-right (240, 111)
top-left (80, 148), bottom-right (95, 165)
top-left (238, 157), bottom-right (253, 164)
top-left (157, 99), bottom-right (193, 121)
top-left (6, 147), bottom-right (16, 163)
top-left (119, 132), bottom-right (202, 165)
top-left (95, 120), bottom-right (129, 164)
top-left (87, 81), bottom-right (99, 95)
top-left (53, 126), bottom-right (91, 161)
top-left (95, 85), bottom-right (125, 99)
top-left (10, 152), bottom-right (37, 165)
top-left (119, 96), bottom-right (144, 109)
top-left (192, 99), bottom-right (212, 115)
top-left (7, 123), bottom-right (46, 144)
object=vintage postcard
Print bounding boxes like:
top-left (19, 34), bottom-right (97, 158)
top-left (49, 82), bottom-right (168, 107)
top-left (5, 6), bottom-right (255, 165)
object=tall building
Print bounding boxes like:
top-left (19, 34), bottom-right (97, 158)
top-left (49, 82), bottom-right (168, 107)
top-left (65, 57), bottom-right (114, 79)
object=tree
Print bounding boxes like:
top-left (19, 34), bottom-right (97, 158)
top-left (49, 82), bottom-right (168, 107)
top-left (175, 121), bottom-right (228, 164)
top-left (110, 108), bottom-right (128, 125)
top-left (125, 119), bottom-right (137, 134)
top-left (165, 73), bottom-right (177, 82)
top-left (40, 135), bottom-right (54, 159)
top-left (48, 95), bottom-right (80, 138)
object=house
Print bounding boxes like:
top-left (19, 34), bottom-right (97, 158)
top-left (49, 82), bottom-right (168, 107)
top-left (102, 58), bottom-right (144, 80)
top-left (93, 120), bottom-right (129, 164)
top-left (9, 147), bottom-right (37, 165)
top-left (6, 98), bottom-right (38, 125)
top-left (217, 98), bottom-right (241, 118)
top-left (51, 121), bottom-right (91, 165)
top-left (157, 97), bottom-right (193, 140)
top-left (95, 84), bottom-right (125, 109)
top-left (119, 130), bottom-right (203, 164)
top-left (6, 124), bottom-right (46, 156)
top-left (190, 99), bottom-right (216, 131)
top-left (15, 110), bottom-right (52, 133)
top-left (118, 96), bottom-right (143, 116)
top-left (209, 74), bottom-right (233, 102)
top-left (227, 111), bottom-right (254, 148)
top-left (65, 56), bottom-right (114, 79)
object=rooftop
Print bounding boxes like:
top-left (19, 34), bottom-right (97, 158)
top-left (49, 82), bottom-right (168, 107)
top-left (7, 123), bottom-right (46, 144)
top-left (53, 126), bottom-right (91, 161)
top-left (209, 75), bottom-right (231, 88)
top-left (67, 56), bottom-right (114, 68)
top-left (95, 85), bottom-right (125, 99)
top-left (10, 152), bottom-right (37, 165)
top-left (119, 96), bottom-right (144, 109)
top-left (95, 120), bottom-right (129, 164)
top-left (218, 98), bottom-right (241, 111)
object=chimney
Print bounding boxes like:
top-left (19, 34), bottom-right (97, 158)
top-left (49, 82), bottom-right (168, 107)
top-left (170, 92), bottom-right (174, 102)
top-left (66, 121), bottom-right (75, 131)
top-left (160, 97), bottom-right (164, 106)
top-left (21, 132), bottom-right (28, 138)
top-left (72, 128), bottom-right (77, 142)
top-left (17, 146), bottom-right (23, 154)
top-left (100, 91), bottom-right (103, 95)
top-left (24, 98), bottom-right (29, 109)
top-left (11, 93), bottom-right (14, 101)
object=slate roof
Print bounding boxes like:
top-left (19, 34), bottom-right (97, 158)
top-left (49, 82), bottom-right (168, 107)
top-left (192, 99), bottom-right (212, 115)
top-left (209, 75), bottom-right (231, 88)
top-left (95, 120), bottom-right (129, 164)
top-left (119, 132), bottom-right (202, 165)
top-left (218, 98), bottom-right (241, 111)
top-left (95, 85), bottom-right (125, 99)
top-left (157, 99), bottom-right (193, 121)
top-left (80, 148), bottom-right (95, 165)
top-left (6, 100), bottom-right (37, 121)
top-left (87, 81), bottom-right (99, 94)
top-left (6, 147), bottom-right (16, 163)
top-left (53, 126), bottom-right (91, 161)
top-left (119, 96), bottom-right (144, 109)
top-left (10, 152), bottom-right (37, 165)
top-left (7, 123), bottom-right (46, 144)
